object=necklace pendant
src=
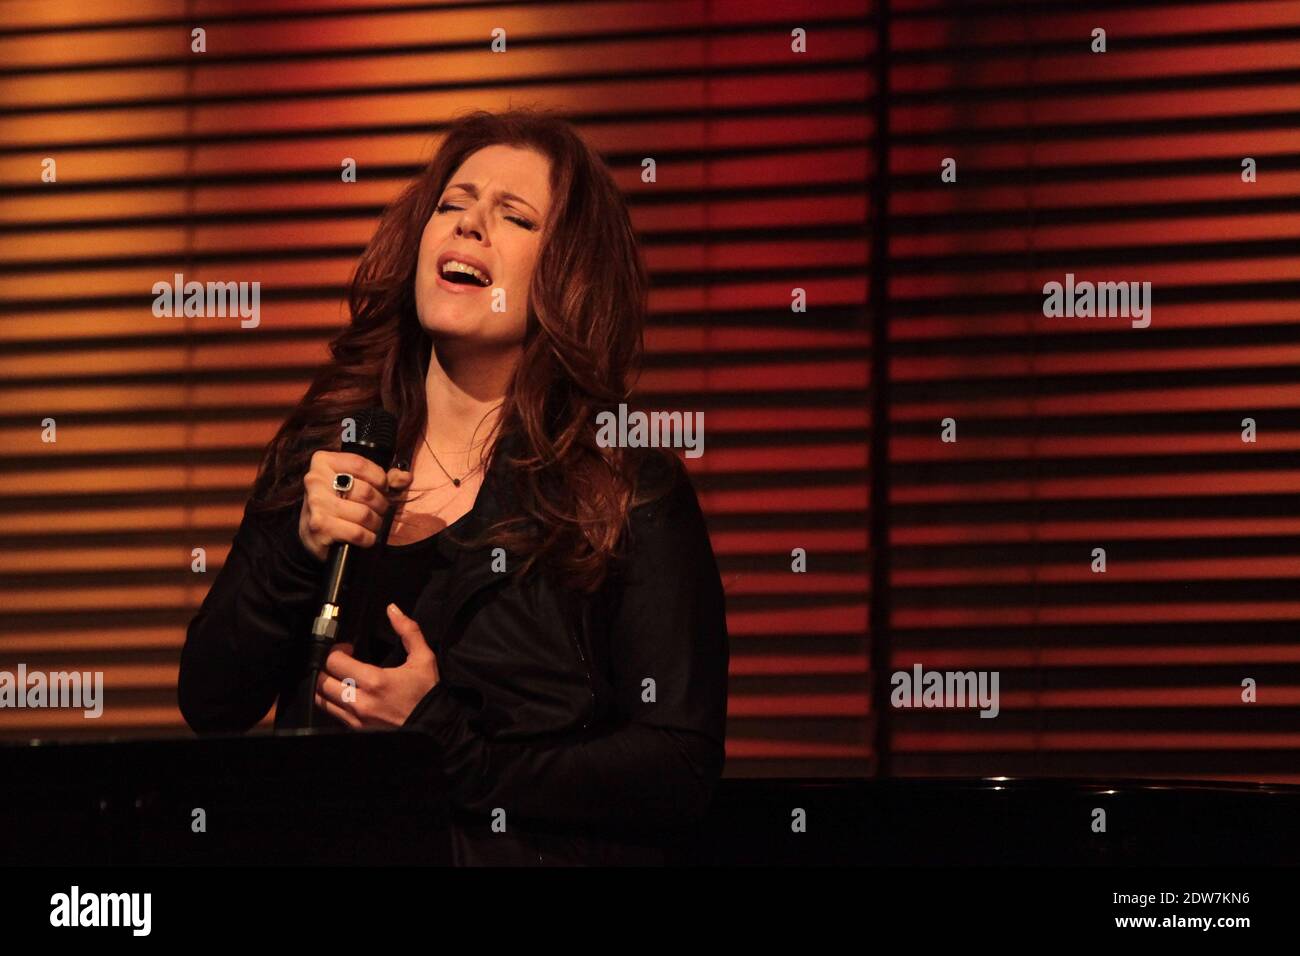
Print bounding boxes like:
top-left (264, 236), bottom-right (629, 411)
top-left (452, 478), bottom-right (461, 487)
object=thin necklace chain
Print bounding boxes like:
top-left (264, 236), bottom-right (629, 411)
top-left (407, 433), bottom-right (486, 494)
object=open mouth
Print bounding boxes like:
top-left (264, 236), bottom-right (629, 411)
top-left (438, 257), bottom-right (493, 288)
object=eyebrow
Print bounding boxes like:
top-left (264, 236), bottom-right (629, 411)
top-left (443, 181), bottom-right (542, 216)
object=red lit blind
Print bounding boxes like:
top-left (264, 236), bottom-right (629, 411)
top-left (885, 0), bottom-right (1300, 783)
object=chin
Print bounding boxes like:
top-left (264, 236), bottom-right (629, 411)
top-left (421, 319), bottom-right (483, 341)
top-left (422, 318), bottom-right (526, 349)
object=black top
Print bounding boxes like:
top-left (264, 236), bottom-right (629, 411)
top-left (180, 433), bottom-right (729, 862)
top-left (351, 508), bottom-right (473, 670)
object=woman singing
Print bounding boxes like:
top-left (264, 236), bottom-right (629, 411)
top-left (177, 109), bottom-right (730, 865)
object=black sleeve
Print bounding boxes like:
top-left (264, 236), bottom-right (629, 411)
top-left (178, 496), bottom-right (326, 734)
top-left (401, 462), bottom-right (730, 831)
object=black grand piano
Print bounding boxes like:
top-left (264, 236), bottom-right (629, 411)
top-left (3, 730), bottom-right (1297, 866)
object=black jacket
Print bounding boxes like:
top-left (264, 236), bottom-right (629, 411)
top-left (178, 433), bottom-right (730, 865)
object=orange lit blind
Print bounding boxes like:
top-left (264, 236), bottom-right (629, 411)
top-left (0, 0), bottom-right (874, 777)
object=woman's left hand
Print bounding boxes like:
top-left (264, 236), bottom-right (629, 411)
top-left (314, 603), bottom-right (440, 729)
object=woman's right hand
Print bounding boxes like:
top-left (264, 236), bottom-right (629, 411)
top-left (298, 450), bottom-right (394, 562)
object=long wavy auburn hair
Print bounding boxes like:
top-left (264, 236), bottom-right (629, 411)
top-left (247, 108), bottom-right (674, 593)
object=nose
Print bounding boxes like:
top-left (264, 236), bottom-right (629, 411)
top-left (454, 208), bottom-right (485, 242)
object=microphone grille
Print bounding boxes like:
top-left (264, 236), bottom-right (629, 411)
top-left (350, 407), bottom-right (397, 454)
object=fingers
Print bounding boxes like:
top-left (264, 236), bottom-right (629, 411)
top-left (318, 451), bottom-right (389, 494)
top-left (332, 497), bottom-right (387, 535)
top-left (315, 670), bottom-right (372, 727)
top-left (386, 464), bottom-right (413, 496)
top-left (306, 509), bottom-right (380, 550)
top-left (387, 603), bottom-right (432, 661)
top-left (302, 449), bottom-right (399, 553)
top-left (313, 622), bottom-right (437, 731)
top-left (314, 691), bottom-right (362, 729)
top-left (306, 469), bottom-right (390, 518)
top-left (316, 671), bottom-right (359, 704)
top-left (308, 449), bottom-right (392, 514)
top-left (322, 643), bottom-right (371, 687)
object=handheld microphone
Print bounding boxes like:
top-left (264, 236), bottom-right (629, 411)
top-left (300, 406), bottom-right (398, 729)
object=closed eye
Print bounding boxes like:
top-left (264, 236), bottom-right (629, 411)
top-left (435, 201), bottom-right (536, 231)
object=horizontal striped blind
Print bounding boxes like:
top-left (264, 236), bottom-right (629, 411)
top-left (885, 0), bottom-right (1300, 783)
top-left (0, 0), bottom-right (873, 776)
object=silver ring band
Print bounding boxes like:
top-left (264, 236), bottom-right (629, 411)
top-left (332, 472), bottom-right (354, 498)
